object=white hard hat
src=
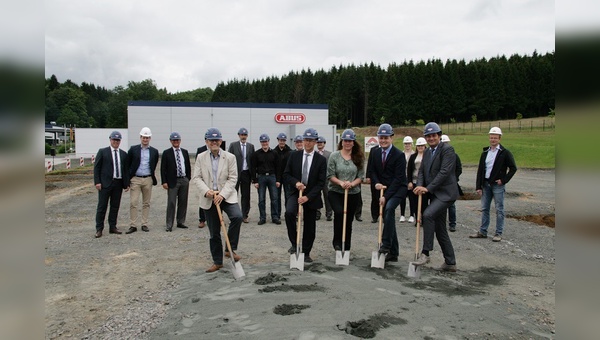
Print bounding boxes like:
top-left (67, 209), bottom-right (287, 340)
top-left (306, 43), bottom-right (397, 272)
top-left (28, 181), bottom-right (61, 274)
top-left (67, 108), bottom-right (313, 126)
top-left (441, 134), bottom-right (450, 143)
top-left (416, 137), bottom-right (427, 146)
top-left (488, 127), bottom-right (502, 135)
top-left (140, 127), bottom-right (152, 137)
top-left (403, 136), bottom-right (413, 144)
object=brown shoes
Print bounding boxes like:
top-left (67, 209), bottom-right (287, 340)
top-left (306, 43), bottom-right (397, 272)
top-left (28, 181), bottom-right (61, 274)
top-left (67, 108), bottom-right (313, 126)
top-left (198, 221), bottom-right (206, 228)
top-left (440, 263), bottom-right (457, 272)
top-left (205, 264), bottom-right (223, 273)
top-left (242, 218), bottom-right (249, 223)
top-left (109, 228), bottom-right (122, 234)
top-left (95, 231), bottom-right (102, 238)
top-left (225, 251), bottom-right (241, 262)
top-left (469, 232), bottom-right (487, 238)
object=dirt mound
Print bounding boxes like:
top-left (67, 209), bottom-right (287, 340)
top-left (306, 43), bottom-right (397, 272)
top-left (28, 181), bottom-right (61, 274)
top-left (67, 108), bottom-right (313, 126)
top-left (509, 214), bottom-right (555, 228)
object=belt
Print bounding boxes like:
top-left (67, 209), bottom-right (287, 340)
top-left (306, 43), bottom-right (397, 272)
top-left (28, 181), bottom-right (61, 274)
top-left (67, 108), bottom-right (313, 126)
top-left (259, 172), bottom-right (273, 176)
top-left (137, 175), bottom-right (151, 178)
top-left (177, 176), bottom-right (187, 178)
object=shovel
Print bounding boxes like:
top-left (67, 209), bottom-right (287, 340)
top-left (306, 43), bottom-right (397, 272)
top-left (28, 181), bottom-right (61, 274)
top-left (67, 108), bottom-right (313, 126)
top-left (290, 189), bottom-right (304, 271)
top-left (215, 196), bottom-right (245, 280)
top-left (370, 186), bottom-right (386, 268)
top-left (335, 188), bottom-right (350, 265)
top-left (407, 194), bottom-right (423, 278)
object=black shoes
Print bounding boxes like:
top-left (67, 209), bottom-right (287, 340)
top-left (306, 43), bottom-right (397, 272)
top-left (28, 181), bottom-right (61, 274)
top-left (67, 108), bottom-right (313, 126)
top-left (166, 227), bottom-right (172, 232)
top-left (176, 224), bottom-right (188, 229)
top-left (288, 245), bottom-right (297, 254)
top-left (304, 255), bottom-right (313, 263)
top-left (258, 220), bottom-right (266, 225)
top-left (141, 225), bottom-right (149, 232)
top-left (449, 226), bottom-right (456, 232)
top-left (355, 216), bottom-right (363, 222)
top-left (385, 254), bottom-right (398, 262)
top-left (378, 246), bottom-right (390, 254)
top-left (273, 219), bottom-right (281, 225)
top-left (109, 228), bottom-right (122, 234)
top-left (326, 216), bottom-right (332, 221)
top-left (334, 245), bottom-right (342, 251)
top-left (371, 219), bottom-right (378, 223)
top-left (125, 227), bottom-right (137, 234)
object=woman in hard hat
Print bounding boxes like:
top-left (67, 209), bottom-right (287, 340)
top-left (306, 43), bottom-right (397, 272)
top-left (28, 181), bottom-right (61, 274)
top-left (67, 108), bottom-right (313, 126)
top-left (400, 136), bottom-right (415, 223)
top-left (406, 137), bottom-right (428, 225)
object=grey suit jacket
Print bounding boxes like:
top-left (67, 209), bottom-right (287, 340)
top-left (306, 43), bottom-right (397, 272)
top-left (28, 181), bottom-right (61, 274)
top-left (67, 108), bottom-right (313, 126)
top-left (228, 140), bottom-right (255, 177)
top-left (417, 141), bottom-right (458, 202)
top-left (192, 150), bottom-right (239, 210)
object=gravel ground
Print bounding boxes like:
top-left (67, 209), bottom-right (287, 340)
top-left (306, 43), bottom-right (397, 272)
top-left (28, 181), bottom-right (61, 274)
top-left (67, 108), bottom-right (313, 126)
top-left (45, 162), bottom-right (555, 339)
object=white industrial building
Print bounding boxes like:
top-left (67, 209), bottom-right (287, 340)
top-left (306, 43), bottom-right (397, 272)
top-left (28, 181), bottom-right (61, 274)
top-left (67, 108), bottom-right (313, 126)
top-left (126, 101), bottom-right (334, 154)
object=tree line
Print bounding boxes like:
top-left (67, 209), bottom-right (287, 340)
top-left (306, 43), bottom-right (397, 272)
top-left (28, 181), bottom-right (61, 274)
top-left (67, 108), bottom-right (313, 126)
top-left (45, 51), bottom-right (554, 128)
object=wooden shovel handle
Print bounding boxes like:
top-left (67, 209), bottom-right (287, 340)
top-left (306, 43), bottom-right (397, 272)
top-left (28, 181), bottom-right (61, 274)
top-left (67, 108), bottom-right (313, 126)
top-left (415, 194), bottom-right (422, 260)
top-left (341, 188), bottom-right (348, 242)
top-left (214, 191), bottom-right (235, 257)
top-left (296, 189), bottom-right (303, 250)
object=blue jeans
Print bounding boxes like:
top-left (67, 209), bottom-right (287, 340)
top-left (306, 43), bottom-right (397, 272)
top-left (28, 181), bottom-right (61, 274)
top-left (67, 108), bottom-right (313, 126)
top-left (257, 174), bottom-right (279, 222)
top-left (382, 196), bottom-right (401, 256)
top-left (448, 202), bottom-right (456, 228)
top-left (479, 181), bottom-right (505, 236)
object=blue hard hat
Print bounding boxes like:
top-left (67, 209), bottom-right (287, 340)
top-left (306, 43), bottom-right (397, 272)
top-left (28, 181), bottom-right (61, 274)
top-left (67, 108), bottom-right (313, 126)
top-left (341, 129), bottom-right (356, 141)
top-left (293, 135), bottom-right (303, 142)
top-left (277, 132), bottom-right (287, 140)
top-left (238, 127), bottom-right (248, 135)
top-left (423, 122), bottom-right (442, 136)
top-left (377, 124), bottom-right (394, 136)
top-left (205, 127), bottom-right (223, 140)
top-left (169, 132), bottom-right (181, 140)
top-left (317, 136), bottom-right (326, 143)
top-left (259, 133), bottom-right (270, 142)
top-left (302, 128), bottom-right (318, 140)
top-left (109, 131), bottom-right (122, 140)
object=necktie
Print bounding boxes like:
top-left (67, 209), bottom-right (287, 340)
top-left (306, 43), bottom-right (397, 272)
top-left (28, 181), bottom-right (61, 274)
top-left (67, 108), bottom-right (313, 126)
top-left (176, 149), bottom-right (183, 177)
top-left (431, 148), bottom-right (436, 157)
top-left (242, 144), bottom-right (247, 170)
top-left (382, 149), bottom-right (387, 167)
top-left (114, 149), bottom-right (120, 178)
top-left (301, 153), bottom-right (310, 185)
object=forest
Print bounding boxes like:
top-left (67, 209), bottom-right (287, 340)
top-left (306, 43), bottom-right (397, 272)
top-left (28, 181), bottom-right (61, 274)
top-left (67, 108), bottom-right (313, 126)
top-left (45, 51), bottom-right (554, 128)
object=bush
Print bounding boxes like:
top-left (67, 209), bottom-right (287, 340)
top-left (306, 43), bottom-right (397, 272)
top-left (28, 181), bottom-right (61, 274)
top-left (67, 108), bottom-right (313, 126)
top-left (45, 143), bottom-right (51, 155)
top-left (415, 119), bottom-right (425, 125)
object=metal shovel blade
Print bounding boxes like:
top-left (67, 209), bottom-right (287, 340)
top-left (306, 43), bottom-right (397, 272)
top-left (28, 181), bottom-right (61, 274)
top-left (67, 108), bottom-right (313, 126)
top-left (407, 262), bottom-right (421, 278)
top-left (370, 251), bottom-right (385, 268)
top-left (335, 250), bottom-right (350, 266)
top-left (290, 253), bottom-right (304, 271)
top-left (229, 260), bottom-right (246, 280)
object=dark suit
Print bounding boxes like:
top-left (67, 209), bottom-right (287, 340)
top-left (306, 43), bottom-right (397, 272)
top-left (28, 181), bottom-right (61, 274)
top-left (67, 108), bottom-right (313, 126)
top-left (228, 140), bottom-right (255, 219)
top-left (366, 145), bottom-right (407, 257)
top-left (283, 150), bottom-right (327, 255)
top-left (161, 147), bottom-right (192, 229)
top-left (196, 145), bottom-right (208, 223)
top-left (94, 146), bottom-right (130, 232)
top-left (417, 141), bottom-right (458, 265)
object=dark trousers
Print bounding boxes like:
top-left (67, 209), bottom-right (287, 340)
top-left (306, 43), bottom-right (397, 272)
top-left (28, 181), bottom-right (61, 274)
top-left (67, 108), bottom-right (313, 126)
top-left (204, 202), bottom-right (243, 265)
top-left (400, 195), bottom-right (407, 216)
top-left (448, 202), bottom-right (456, 228)
top-left (276, 183), bottom-right (291, 217)
top-left (422, 196), bottom-right (456, 265)
top-left (409, 189), bottom-right (430, 220)
top-left (95, 179), bottom-right (123, 231)
top-left (257, 174), bottom-right (280, 221)
top-left (370, 184), bottom-right (380, 221)
top-left (329, 191), bottom-right (360, 250)
top-left (198, 207), bottom-right (206, 222)
top-left (284, 198), bottom-right (318, 255)
top-left (166, 177), bottom-right (189, 229)
top-left (317, 186), bottom-right (332, 219)
top-left (236, 170), bottom-right (251, 218)
top-left (382, 196), bottom-right (401, 256)
top-left (355, 191), bottom-right (362, 218)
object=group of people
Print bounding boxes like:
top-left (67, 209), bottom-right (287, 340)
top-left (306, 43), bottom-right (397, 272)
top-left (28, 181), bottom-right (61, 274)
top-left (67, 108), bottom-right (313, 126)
top-left (94, 122), bottom-right (516, 274)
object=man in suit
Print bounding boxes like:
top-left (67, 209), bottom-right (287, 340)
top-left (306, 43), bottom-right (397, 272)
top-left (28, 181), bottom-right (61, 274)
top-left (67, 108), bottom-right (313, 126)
top-left (413, 122), bottom-right (459, 272)
top-left (161, 132), bottom-right (192, 232)
top-left (367, 124), bottom-right (408, 263)
top-left (126, 127), bottom-right (159, 234)
top-left (196, 144), bottom-right (208, 228)
top-left (283, 128), bottom-right (327, 263)
top-left (274, 132), bottom-right (292, 213)
top-left (193, 127), bottom-right (243, 273)
top-left (228, 127), bottom-right (254, 223)
top-left (315, 136), bottom-right (333, 221)
top-left (93, 131), bottom-right (130, 238)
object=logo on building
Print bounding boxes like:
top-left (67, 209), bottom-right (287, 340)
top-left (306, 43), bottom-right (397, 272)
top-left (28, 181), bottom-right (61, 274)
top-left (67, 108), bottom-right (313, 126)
top-left (275, 113), bottom-right (306, 124)
top-left (364, 136), bottom-right (379, 152)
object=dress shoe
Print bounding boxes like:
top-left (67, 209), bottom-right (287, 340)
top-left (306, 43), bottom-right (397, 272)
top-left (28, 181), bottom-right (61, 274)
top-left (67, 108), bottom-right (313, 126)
top-left (166, 227), bottom-right (172, 232)
top-left (272, 219), bottom-right (281, 225)
top-left (304, 255), bottom-right (313, 263)
top-left (125, 227), bottom-right (137, 234)
top-left (449, 226), bottom-right (456, 232)
top-left (355, 216), bottom-right (362, 222)
top-left (371, 219), bottom-right (378, 223)
top-left (205, 264), bottom-right (223, 273)
top-left (439, 262), bottom-right (457, 272)
top-left (243, 218), bottom-right (249, 223)
top-left (258, 220), bottom-right (266, 225)
top-left (326, 215), bottom-right (332, 221)
top-left (141, 225), bottom-right (149, 232)
top-left (385, 254), bottom-right (398, 262)
top-left (288, 245), bottom-right (297, 254)
top-left (413, 253), bottom-right (430, 266)
top-left (95, 231), bottom-right (102, 238)
top-left (334, 245), bottom-right (342, 251)
top-left (176, 224), bottom-right (188, 229)
top-left (378, 246), bottom-right (390, 254)
top-left (469, 232), bottom-right (487, 238)
top-left (109, 228), bottom-right (122, 234)
top-left (198, 221), bottom-right (206, 228)
top-left (225, 251), bottom-right (241, 262)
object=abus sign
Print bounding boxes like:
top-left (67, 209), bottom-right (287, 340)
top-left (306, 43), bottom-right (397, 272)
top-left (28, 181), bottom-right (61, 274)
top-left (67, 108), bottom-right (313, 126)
top-left (275, 113), bottom-right (306, 124)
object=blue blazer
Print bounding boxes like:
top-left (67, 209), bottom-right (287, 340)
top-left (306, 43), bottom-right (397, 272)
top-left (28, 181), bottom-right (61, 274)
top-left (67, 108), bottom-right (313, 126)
top-left (127, 144), bottom-right (159, 185)
top-left (367, 145), bottom-right (407, 201)
top-left (94, 147), bottom-right (130, 188)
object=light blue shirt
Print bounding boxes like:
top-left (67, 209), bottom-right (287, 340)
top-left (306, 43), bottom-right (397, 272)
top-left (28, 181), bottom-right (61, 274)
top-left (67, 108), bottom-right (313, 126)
top-left (485, 145), bottom-right (502, 179)
top-left (210, 150), bottom-right (221, 190)
top-left (135, 146), bottom-right (151, 176)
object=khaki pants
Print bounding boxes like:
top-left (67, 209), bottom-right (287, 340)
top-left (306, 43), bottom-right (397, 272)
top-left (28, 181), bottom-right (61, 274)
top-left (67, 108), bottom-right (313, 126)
top-left (130, 176), bottom-right (153, 227)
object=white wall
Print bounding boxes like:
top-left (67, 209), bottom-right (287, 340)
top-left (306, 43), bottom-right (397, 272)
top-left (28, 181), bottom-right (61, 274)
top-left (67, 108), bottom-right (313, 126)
top-left (127, 102), bottom-right (335, 154)
top-left (75, 129), bottom-right (129, 157)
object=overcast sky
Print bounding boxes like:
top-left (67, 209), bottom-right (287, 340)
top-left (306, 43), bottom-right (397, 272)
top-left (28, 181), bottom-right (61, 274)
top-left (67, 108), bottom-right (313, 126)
top-left (44, 0), bottom-right (557, 93)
